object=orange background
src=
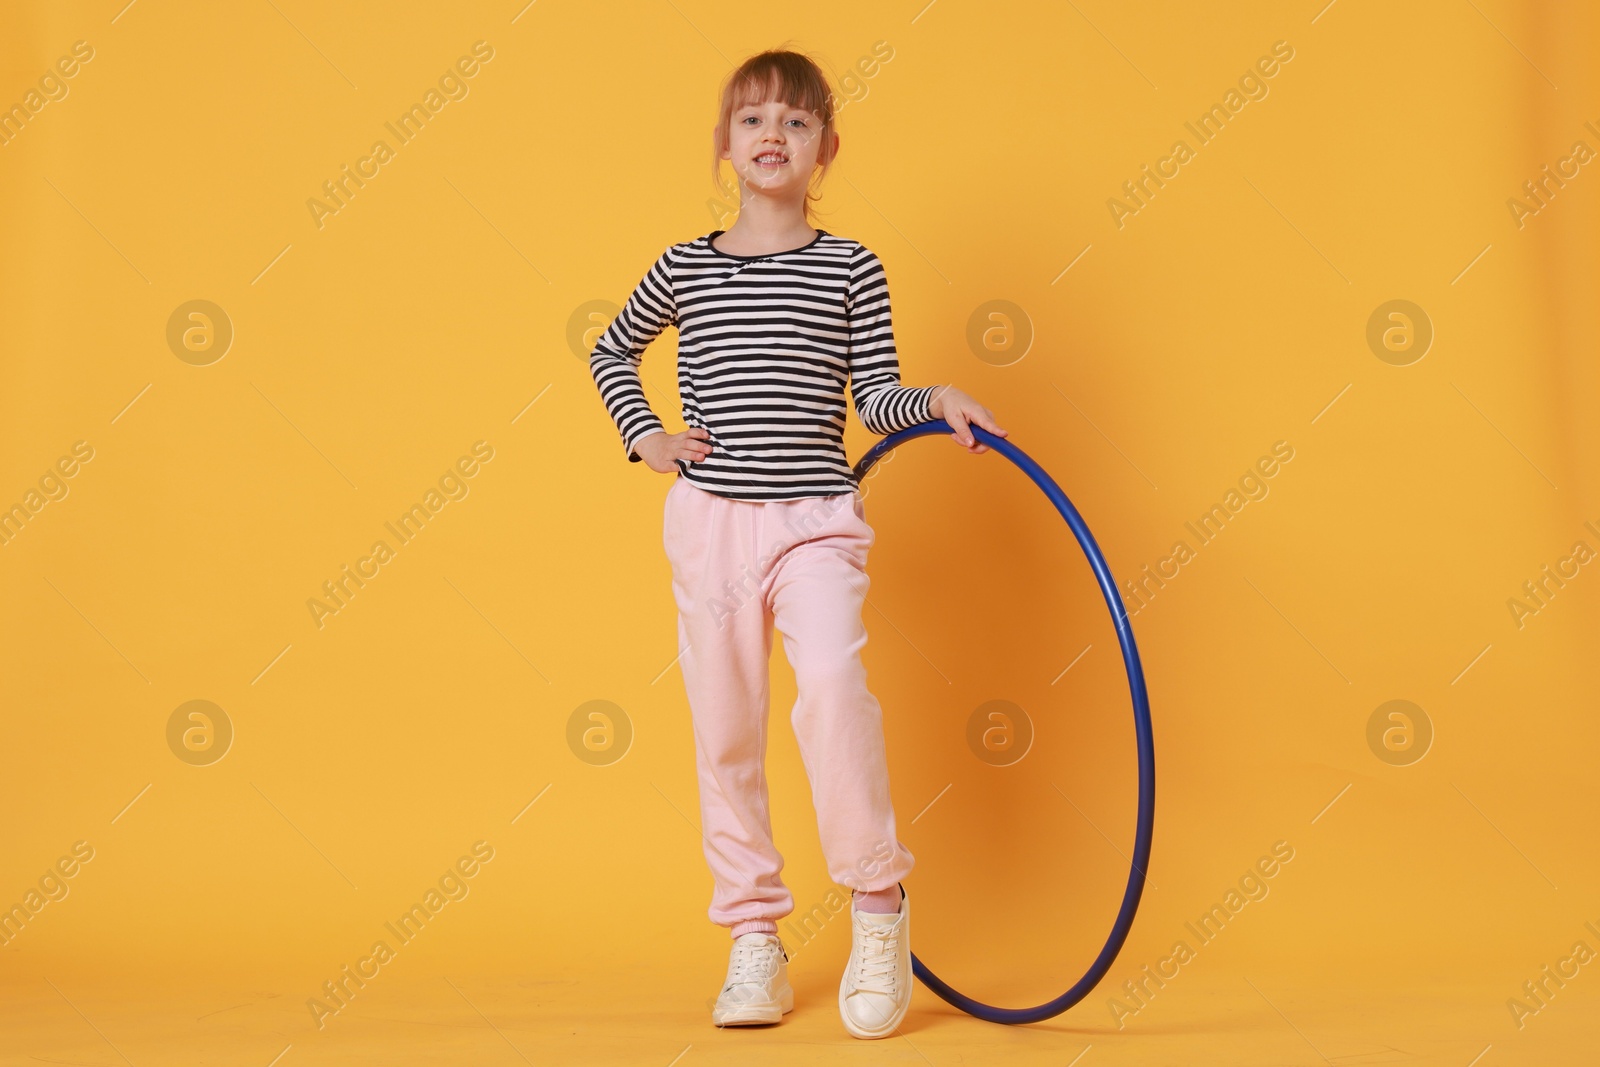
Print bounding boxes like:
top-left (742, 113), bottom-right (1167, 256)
top-left (1, 1), bottom-right (1596, 1063)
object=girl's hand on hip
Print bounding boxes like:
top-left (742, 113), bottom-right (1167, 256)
top-left (930, 385), bottom-right (1007, 455)
top-left (634, 427), bottom-right (713, 472)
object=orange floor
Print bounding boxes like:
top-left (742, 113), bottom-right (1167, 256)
top-left (2, 961), bottom-right (1594, 1065)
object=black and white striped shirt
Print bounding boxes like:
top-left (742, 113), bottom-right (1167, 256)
top-left (589, 228), bottom-right (938, 502)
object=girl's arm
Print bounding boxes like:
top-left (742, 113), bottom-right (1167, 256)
top-left (589, 245), bottom-right (678, 462)
top-left (844, 245), bottom-right (1007, 453)
top-left (844, 245), bottom-right (940, 435)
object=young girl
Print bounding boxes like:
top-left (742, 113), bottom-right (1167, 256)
top-left (588, 47), bottom-right (1005, 1039)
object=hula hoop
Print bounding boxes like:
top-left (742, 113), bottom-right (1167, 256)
top-left (851, 420), bottom-right (1157, 1025)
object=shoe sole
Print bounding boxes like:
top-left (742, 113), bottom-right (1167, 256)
top-left (713, 983), bottom-right (794, 1026)
top-left (837, 997), bottom-right (908, 1040)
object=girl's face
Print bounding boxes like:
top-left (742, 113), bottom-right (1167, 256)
top-left (722, 98), bottom-right (834, 196)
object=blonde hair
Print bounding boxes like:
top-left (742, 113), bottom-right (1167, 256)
top-left (710, 47), bottom-right (839, 225)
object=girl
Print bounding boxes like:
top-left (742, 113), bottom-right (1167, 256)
top-left (588, 47), bottom-right (1006, 1039)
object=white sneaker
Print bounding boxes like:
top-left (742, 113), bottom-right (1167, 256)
top-left (838, 883), bottom-right (912, 1039)
top-left (711, 932), bottom-right (794, 1027)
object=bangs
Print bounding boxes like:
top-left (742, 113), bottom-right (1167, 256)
top-left (727, 59), bottom-right (832, 124)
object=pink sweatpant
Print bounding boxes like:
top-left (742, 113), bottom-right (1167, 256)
top-left (662, 474), bottom-right (915, 938)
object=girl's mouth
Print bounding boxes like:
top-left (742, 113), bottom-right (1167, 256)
top-left (754, 153), bottom-right (788, 169)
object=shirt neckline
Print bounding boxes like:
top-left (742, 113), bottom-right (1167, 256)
top-left (707, 228), bottom-right (827, 260)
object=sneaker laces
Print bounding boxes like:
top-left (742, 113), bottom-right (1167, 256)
top-left (851, 923), bottom-right (900, 994)
top-left (727, 937), bottom-right (779, 987)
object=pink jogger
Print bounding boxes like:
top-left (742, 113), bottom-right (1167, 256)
top-left (662, 474), bottom-right (915, 939)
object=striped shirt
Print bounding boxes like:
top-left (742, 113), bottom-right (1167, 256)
top-left (588, 228), bottom-right (938, 502)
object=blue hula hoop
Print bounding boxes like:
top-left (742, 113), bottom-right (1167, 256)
top-left (851, 420), bottom-right (1157, 1025)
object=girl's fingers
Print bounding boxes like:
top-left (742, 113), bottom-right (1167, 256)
top-left (963, 412), bottom-right (991, 448)
top-left (972, 409), bottom-right (1007, 436)
top-left (680, 431), bottom-right (712, 462)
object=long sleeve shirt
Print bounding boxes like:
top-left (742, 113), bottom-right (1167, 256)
top-left (588, 228), bottom-right (938, 502)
